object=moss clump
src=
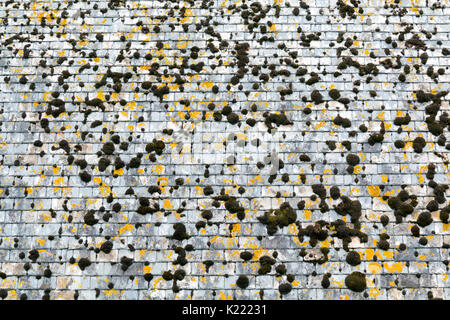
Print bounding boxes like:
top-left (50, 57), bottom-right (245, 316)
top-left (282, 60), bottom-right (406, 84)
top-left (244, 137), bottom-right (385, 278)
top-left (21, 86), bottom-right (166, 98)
top-left (440, 206), bottom-right (449, 223)
top-left (84, 210), bottom-right (98, 226)
top-left (278, 283), bottom-right (292, 295)
top-left (236, 275), bottom-right (249, 289)
top-left (419, 237), bottom-right (428, 246)
top-left (380, 214), bottom-right (389, 226)
top-left (257, 202), bottom-right (297, 235)
top-left (102, 142), bottom-right (115, 155)
top-left (172, 223), bottom-right (190, 241)
top-left (174, 269), bottom-right (186, 281)
top-left (333, 115), bottom-right (352, 128)
top-left (227, 113), bottom-right (240, 125)
top-left (417, 211), bottom-right (433, 227)
top-left (225, 197), bottom-right (245, 220)
top-left (329, 88), bottom-right (341, 100)
top-left (346, 251), bottom-right (361, 266)
top-left (203, 186), bottom-right (214, 196)
top-left (394, 140), bottom-right (405, 149)
top-left (120, 256), bottom-right (134, 271)
top-left (162, 271), bottom-right (173, 281)
top-left (345, 272), bottom-right (366, 292)
top-left (411, 225), bottom-right (420, 237)
top-left (145, 139), bottom-right (165, 155)
top-left (312, 184), bottom-right (326, 199)
top-left (201, 210), bottom-right (213, 220)
top-left (98, 158), bottom-right (111, 172)
top-left (335, 196), bottom-right (362, 222)
top-left (346, 154), bottom-right (360, 166)
top-left (311, 90), bottom-right (323, 104)
top-left (100, 241), bottom-right (113, 254)
top-left (378, 239), bottom-right (390, 250)
top-left (79, 171), bottom-right (91, 183)
top-left (426, 200), bottom-right (439, 212)
top-left (321, 273), bottom-right (331, 288)
top-left (412, 136), bottom-right (426, 153)
top-left (298, 222), bottom-right (329, 245)
top-left (78, 258), bottom-right (91, 271)
top-left (240, 251), bottom-right (253, 261)
top-left (143, 273), bottom-right (153, 282)
top-left (258, 255), bottom-right (276, 275)
top-left (112, 203), bottom-right (121, 213)
top-left (330, 186), bottom-right (341, 200)
top-left (28, 249), bottom-right (39, 262)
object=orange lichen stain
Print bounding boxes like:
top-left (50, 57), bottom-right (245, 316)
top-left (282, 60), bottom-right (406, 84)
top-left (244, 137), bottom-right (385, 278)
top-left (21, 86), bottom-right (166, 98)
top-left (368, 262), bottom-right (382, 274)
top-left (443, 224), bottom-right (450, 232)
top-left (200, 81), bottom-right (214, 90)
top-left (37, 249), bottom-right (52, 256)
top-left (104, 289), bottom-right (120, 297)
top-left (340, 294), bottom-right (350, 300)
top-left (231, 223), bottom-right (241, 236)
top-left (364, 249), bottom-right (382, 261)
top-left (42, 213), bottom-right (52, 221)
top-left (303, 210), bottom-right (312, 220)
top-left (416, 165), bottom-right (428, 183)
top-left (383, 262), bottom-right (405, 273)
top-left (320, 238), bottom-right (332, 248)
top-left (368, 185), bottom-right (381, 197)
top-left (268, 24), bottom-right (278, 34)
top-left (218, 291), bottom-right (233, 300)
top-left (119, 224), bottom-right (133, 235)
top-left (381, 174), bottom-right (388, 183)
top-left (418, 254), bottom-right (427, 261)
top-left (369, 288), bottom-right (383, 298)
top-left (313, 121), bottom-right (326, 130)
top-left (163, 199), bottom-right (172, 210)
top-left (384, 251), bottom-right (394, 259)
top-left (113, 168), bottom-right (124, 176)
top-left (35, 238), bottom-right (46, 246)
top-left (43, 92), bottom-right (52, 102)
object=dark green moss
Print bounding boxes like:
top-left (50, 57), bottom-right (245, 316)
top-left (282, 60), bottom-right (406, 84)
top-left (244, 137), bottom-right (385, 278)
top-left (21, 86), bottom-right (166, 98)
top-left (278, 283), bottom-right (292, 295)
top-left (344, 272), bottom-right (366, 292)
top-left (346, 251), bottom-right (361, 266)
top-left (417, 211), bottom-right (433, 227)
top-left (240, 251), bottom-right (253, 261)
top-left (236, 275), bottom-right (249, 289)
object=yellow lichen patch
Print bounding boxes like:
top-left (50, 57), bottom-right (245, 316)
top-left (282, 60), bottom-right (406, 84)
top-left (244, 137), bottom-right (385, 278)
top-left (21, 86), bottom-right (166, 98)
top-left (383, 262), bottom-right (405, 273)
top-left (104, 289), bottom-right (120, 297)
top-left (119, 224), bottom-right (133, 235)
top-left (314, 121), bottom-right (326, 129)
top-left (369, 288), bottom-right (383, 298)
top-left (113, 168), bottom-right (124, 176)
top-left (200, 81), bottom-right (214, 90)
top-left (303, 210), bottom-right (312, 220)
top-left (368, 262), bottom-right (382, 274)
top-left (367, 186), bottom-right (381, 200)
top-left (163, 199), bottom-right (172, 210)
top-left (218, 291), bottom-right (232, 300)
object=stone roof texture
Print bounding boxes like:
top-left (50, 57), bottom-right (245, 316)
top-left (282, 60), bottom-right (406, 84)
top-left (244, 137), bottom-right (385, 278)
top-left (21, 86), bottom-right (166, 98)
top-left (0, 0), bottom-right (449, 300)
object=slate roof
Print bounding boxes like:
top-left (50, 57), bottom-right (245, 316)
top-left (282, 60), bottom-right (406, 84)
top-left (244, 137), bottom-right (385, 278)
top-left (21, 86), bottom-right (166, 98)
top-left (0, 0), bottom-right (449, 300)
